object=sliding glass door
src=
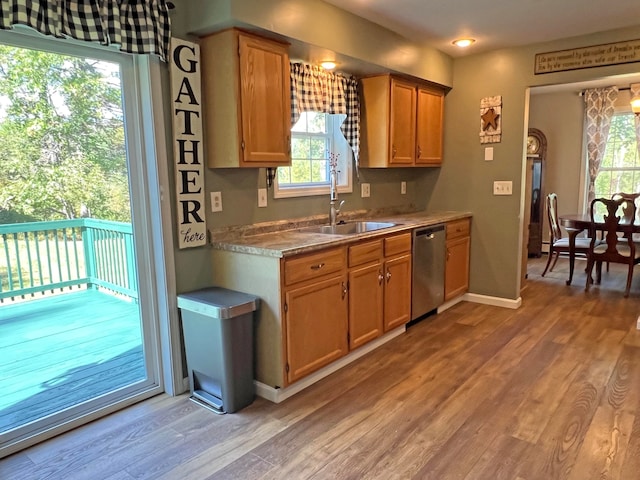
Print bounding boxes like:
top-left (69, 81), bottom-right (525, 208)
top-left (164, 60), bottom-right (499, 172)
top-left (0, 31), bottom-right (165, 456)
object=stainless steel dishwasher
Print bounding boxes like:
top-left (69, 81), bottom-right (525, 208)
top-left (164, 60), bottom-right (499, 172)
top-left (411, 224), bottom-right (446, 320)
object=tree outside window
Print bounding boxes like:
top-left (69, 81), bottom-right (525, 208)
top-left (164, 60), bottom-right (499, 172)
top-left (0, 45), bottom-right (128, 223)
top-left (275, 111), bottom-right (352, 198)
top-left (594, 113), bottom-right (640, 199)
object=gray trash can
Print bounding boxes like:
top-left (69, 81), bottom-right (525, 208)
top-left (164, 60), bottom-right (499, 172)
top-left (177, 287), bottom-right (259, 414)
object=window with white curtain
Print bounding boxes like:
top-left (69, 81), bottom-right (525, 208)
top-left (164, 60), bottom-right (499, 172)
top-left (593, 112), bottom-right (640, 198)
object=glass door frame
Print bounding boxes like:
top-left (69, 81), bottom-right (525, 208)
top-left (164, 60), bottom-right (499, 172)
top-left (0, 28), bottom-right (179, 457)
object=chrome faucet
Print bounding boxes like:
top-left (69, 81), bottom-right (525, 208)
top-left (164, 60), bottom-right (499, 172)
top-left (329, 166), bottom-right (345, 226)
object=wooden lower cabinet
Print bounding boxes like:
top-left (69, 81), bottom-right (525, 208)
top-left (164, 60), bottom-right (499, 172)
top-left (348, 263), bottom-right (384, 350)
top-left (445, 219), bottom-right (471, 301)
top-left (284, 274), bottom-right (348, 385)
top-left (213, 230), bottom-right (416, 389)
top-left (383, 253), bottom-right (412, 331)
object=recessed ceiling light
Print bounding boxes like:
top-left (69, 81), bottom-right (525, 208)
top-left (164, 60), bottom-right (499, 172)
top-left (320, 61), bottom-right (337, 70)
top-left (452, 38), bottom-right (475, 48)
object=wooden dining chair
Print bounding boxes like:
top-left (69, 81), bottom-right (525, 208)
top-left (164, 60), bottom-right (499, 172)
top-left (612, 192), bottom-right (640, 240)
top-left (542, 193), bottom-right (592, 276)
top-left (585, 197), bottom-right (640, 297)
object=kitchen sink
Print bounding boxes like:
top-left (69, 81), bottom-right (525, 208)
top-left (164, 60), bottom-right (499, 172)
top-left (299, 221), bottom-right (398, 235)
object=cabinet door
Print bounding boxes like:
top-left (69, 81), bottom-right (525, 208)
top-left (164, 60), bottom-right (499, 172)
top-left (284, 275), bottom-right (348, 384)
top-left (238, 34), bottom-right (291, 166)
top-left (349, 263), bottom-right (384, 350)
top-left (445, 236), bottom-right (470, 300)
top-left (389, 78), bottom-right (416, 165)
top-left (416, 86), bottom-right (444, 165)
top-left (383, 254), bottom-right (412, 331)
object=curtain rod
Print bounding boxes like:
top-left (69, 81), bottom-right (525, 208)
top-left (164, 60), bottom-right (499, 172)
top-left (578, 86), bottom-right (630, 96)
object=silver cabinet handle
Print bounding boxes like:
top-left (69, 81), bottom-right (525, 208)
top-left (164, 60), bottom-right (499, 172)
top-left (342, 282), bottom-right (347, 299)
top-left (378, 270), bottom-right (384, 285)
top-left (310, 263), bottom-right (325, 270)
top-left (386, 271), bottom-right (392, 282)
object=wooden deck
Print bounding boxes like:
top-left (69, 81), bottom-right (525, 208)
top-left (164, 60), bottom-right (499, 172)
top-left (0, 289), bottom-right (145, 433)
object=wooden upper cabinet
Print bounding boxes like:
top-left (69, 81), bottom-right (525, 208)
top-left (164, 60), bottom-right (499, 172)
top-left (416, 86), bottom-right (444, 165)
top-left (360, 74), bottom-right (445, 168)
top-left (200, 29), bottom-right (291, 168)
top-left (389, 78), bottom-right (417, 165)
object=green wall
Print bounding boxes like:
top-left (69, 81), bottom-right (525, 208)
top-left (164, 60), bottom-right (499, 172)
top-left (169, 0), bottom-right (640, 299)
top-left (429, 26), bottom-right (640, 299)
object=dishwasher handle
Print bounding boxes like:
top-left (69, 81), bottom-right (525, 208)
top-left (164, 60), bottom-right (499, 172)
top-left (413, 224), bottom-right (445, 238)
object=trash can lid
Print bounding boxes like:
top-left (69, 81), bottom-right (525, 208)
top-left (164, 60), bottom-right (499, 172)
top-left (177, 287), bottom-right (259, 319)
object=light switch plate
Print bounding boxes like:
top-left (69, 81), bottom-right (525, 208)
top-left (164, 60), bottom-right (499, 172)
top-left (484, 147), bottom-right (494, 161)
top-left (258, 188), bottom-right (267, 208)
top-left (361, 183), bottom-right (370, 198)
top-left (401, 181), bottom-right (407, 194)
top-left (493, 181), bottom-right (512, 195)
top-left (211, 191), bottom-right (223, 212)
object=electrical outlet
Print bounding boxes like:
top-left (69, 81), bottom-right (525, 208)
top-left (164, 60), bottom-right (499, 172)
top-left (401, 181), bottom-right (407, 195)
top-left (258, 188), bottom-right (268, 208)
top-left (211, 191), bottom-right (222, 212)
top-left (361, 183), bottom-right (370, 198)
top-left (493, 181), bottom-right (512, 195)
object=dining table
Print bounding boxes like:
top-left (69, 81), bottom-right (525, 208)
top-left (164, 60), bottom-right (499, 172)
top-left (559, 213), bottom-right (640, 286)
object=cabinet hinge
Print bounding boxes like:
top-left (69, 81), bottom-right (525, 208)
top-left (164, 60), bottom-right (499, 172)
top-left (285, 363), bottom-right (290, 373)
top-left (284, 302), bottom-right (288, 313)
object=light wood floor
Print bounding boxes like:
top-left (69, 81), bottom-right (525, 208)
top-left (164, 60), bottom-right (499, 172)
top-left (2, 257), bottom-right (640, 479)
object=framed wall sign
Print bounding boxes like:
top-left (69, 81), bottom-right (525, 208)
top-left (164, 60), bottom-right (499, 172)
top-left (170, 38), bottom-right (207, 249)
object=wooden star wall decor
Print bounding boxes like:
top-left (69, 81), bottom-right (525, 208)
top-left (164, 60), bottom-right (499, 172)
top-left (480, 95), bottom-right (502, 144)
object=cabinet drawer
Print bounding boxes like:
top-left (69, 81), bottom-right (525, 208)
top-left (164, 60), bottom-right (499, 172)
top-left (446, 218), bottom-right (470, 240)
top-left (384, 233), bottom-right (411, 257)
top-left (285, 247), bottom-right (345, 286)
top-left (349, 240), bottom-right (383, 267)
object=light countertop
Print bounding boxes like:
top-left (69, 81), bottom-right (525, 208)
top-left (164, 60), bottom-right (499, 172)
top-left (209, 210), bottom-right (472, 258)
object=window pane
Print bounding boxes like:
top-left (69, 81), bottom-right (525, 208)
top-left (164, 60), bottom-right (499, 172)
top-left (306, 112), bottom-right (326, 133)
top-left (594, 113), bottom-right (640, 200)
top-left (291, 137), bottom-right (310, 159)
top-left (277, 166), bottom-right (291, 183)
top-left (594, 170), bottom-right (612, 198)
top-left (291, 111), bottom-right (327, 134)
top-left (291, 159), bottom-right (312, 184)
top-left (310, 160), bottom-right (328, 182)
top-left (310, 138), bottom-right (327, 159)
top-left (291, 112), bottom-right (309, 133)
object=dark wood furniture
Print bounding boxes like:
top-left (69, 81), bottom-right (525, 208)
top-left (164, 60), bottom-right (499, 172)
top-left (559, 211), bottom-right (640, 287)
top-left (541, 193), bottom-right (592, 278)
top-left (585, 197), bottom-right (640, 297)
top-left (526, 128), bottom-right (546, 257)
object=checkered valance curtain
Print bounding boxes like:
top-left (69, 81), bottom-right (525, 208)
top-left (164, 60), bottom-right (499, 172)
top-left (0, 0), bottom-right (171, 62)
top-left (290, 63), bottom-right (360, 163)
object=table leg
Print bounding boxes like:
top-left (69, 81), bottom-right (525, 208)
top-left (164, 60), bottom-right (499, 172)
top-left (565, 228), bottom-right (582, 286)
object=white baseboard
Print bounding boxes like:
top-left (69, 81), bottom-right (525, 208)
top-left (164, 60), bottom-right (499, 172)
top-left (437, 295), bottom-right (465, 313)
top-left (255, 325), bottom-right (406, 404)
top-left (438, 292), bottom-right (522, 313)
top-left (463, 292), bottom-right (522, 309)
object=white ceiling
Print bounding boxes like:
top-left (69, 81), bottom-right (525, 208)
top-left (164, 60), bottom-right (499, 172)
top-left (322, 0), bottom-right (640, 57)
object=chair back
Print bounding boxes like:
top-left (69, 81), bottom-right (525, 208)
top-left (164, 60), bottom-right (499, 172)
top-left (546, 193), bottom-right (562, 242)
top-left (612, 192), bottom-right (640, 225)
top-left (589, 197), bottom-right (637, 261)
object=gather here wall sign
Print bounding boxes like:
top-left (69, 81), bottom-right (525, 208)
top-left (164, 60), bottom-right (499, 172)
top-left (170, 38), bottom-right (207, 249)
